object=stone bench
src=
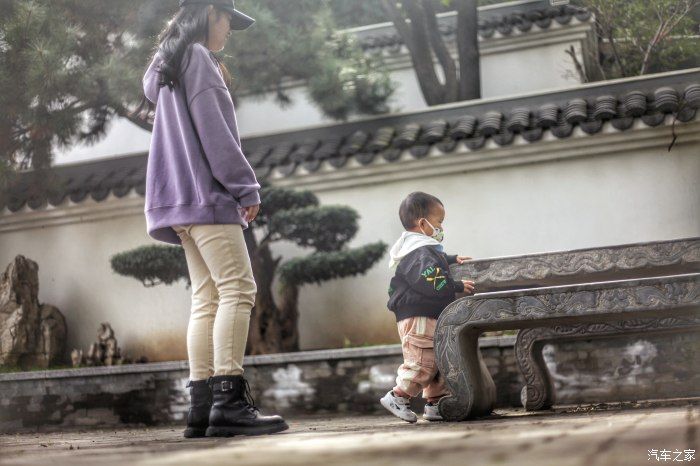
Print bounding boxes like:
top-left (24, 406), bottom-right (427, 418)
top-left (515, 315), bottom-right (700, 411)
top-left (435, 237), bottom-right (700, 421)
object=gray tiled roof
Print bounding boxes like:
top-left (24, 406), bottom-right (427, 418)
top-left (2, 71), bottom-right (699, 214)
top-left (356, 3), bottom-right (592, 52)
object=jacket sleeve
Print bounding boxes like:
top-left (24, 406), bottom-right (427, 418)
top-left (444, 254), bottom-right (458, 265)
top-left (189, 87), bottom-right (260, 206)
top-left (400, 249), bottom-right (458, 299)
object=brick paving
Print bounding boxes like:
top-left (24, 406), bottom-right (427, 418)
top-left (1, 403), bottom-right (698, 466)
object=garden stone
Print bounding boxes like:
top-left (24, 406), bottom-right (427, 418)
top-left (0, 255), bottom-right (66, 368)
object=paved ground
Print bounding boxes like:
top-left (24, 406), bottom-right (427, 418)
top-left (1, 402), bottom-right (698, 466)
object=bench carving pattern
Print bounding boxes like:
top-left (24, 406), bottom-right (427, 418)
top-left (452, 239), bottom-right (700, 291)
top-left (516, 315), bottom-right (700, 411)
top-left (435, 274), bottom-right (700, 421)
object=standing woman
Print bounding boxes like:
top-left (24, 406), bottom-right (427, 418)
top-left (142, 0), bottom-right (288, 437)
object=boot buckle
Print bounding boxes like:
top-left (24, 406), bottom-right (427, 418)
top-left (220, 380), bottom-right (235, 392)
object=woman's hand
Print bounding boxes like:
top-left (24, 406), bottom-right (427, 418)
top-left (456, 255), bottom-right (472, 264)
top-left (242, 204), bottom-right (260, 223)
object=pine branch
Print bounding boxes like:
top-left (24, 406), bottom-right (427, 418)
top-left (565, 45), bottom-right (588, 83)
top-left (278, 241), bottom-right (387, 287)
top-left (114, 104), bottom-right (154, 132)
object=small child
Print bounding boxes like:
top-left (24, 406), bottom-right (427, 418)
top-left (380, 192), bottom-right (475, 423)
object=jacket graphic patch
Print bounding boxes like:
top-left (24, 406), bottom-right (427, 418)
top-left (421, 266), bottom-right (447, 291)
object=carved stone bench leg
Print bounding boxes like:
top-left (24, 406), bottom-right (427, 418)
top-left (516, 329), bottom-right (556, 411)
top-left (516, 316), bottom-right (700, 411)
top-left (436, 326), bottom-right (496, 421)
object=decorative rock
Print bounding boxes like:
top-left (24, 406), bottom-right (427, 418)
top-left (71, 349), bottom-right (83, 368)
top-left (38, 305), bottom-right (67, 367)
top-left (78, 323), bottom-right (123, 367)
top-left (0, 256), bottom-right (67, 369)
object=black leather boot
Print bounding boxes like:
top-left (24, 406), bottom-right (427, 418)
top-left (183, 379), bottom-right (212, 438)
top-left (206, 375), bottom-right (289, 437)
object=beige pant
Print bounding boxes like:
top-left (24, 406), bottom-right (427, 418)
top-left (394, 316), bottom-right (448, 401)
top-left (173, 224), bottom-right (257, 381)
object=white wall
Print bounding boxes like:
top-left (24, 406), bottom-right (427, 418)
top-left (3, 120), bottom-right (699, 359)
top-left (0, 210), bottom-right (192, 362)
top-left (55, 20), bottom-right (592, 165)
top-left (289, 138), bottom-right (700, 349)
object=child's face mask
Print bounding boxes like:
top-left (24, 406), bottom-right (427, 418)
top-left (420, 219), bottom-right (444, 242)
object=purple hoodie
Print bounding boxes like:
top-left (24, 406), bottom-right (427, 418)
top-left (142, 42), bottom-right (260, 245)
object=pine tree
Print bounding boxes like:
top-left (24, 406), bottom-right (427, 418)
top-left (0, 0), bottom-right (395, 189)
top-left (111, 186), bottom-right (387, 354)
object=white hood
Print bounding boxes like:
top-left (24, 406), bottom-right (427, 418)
top-left (388, 231), bottom-right (442, 269)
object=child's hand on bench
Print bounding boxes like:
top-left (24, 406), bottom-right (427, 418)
top-left (456, 256), bottom-right (472, 264)
top-left (461, 280), bottom-right (476, 294)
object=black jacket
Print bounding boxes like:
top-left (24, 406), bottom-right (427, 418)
top-left (387, 245), bottom-right (465, 322)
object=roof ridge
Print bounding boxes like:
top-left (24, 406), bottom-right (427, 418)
top-left (2, 75), bottom-right (699, 214)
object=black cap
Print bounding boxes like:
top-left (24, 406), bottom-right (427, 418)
top-left (179, 0), bottom-right (255, 30)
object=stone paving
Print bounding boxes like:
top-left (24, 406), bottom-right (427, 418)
top-left (1, 402), bottom-right (698, 466)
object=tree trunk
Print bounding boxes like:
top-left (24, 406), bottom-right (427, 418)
top-left (382, 0), bottom-right (481, 106)
top-left (382, 0), bottom-right (445, 105)
top-left (279, 284), bottom-right (300, 352)
top-left (456, 0), bottom-right (481, 101)
top-left (243, 229), bottom-right (300, 354)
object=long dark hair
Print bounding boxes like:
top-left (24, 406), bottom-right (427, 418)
top-left (134, 4), bottom-right (231, 120)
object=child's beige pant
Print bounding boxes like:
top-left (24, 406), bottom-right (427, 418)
top-left (173, 224), bottom-right (257, 381)
top-left (394, 316), bottom-right (448, 401)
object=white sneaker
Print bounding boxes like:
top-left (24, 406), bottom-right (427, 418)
top-left (423, 402), bottom-right (443, 421)
top-left (380, 391), bottom-right (418, 423)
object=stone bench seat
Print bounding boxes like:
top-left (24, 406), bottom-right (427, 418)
top-left (434, 273), bottom-right (700, 421)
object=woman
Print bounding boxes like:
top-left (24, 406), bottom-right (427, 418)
top-left (142, 0), bottom-right (288, 438)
